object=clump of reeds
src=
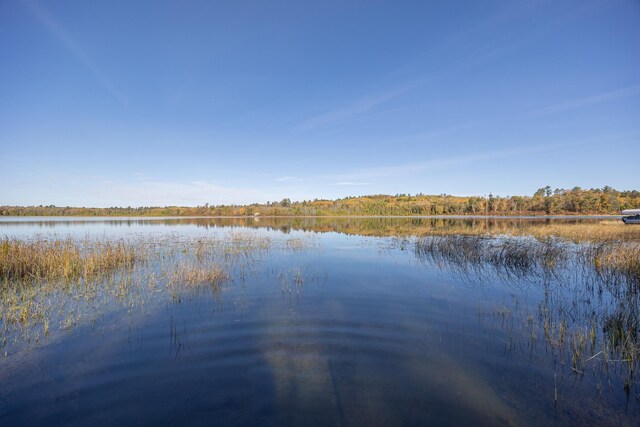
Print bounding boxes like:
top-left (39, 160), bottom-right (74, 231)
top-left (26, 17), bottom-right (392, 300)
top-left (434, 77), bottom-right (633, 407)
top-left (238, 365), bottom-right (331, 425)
top-left (424, 220), bottom-right (640, 243)
top-left (0, 237), bottom-right (145, 341)
top-left (284, 238), bottom-right (308, 251)
top-left (228, 232), bottom-right (271, 253)
top-left (416, 232), bottom-right (640, 288)
top-left (169, 263), bottom-right (229, 288)
top-left (414, 235), bottom-right (485, 271)
top-left (0, 237), bottom-right (141, 283)
top-left (415, 235), bottom-right (570, 281)
top-left (279, 268), bottom-right (305, 294)
top-left (0, 232), bottom-right (286, 350)
top-left (479, 250), bottom-right (640, 395)
top-left (587, 243), bottom-right (640, 287)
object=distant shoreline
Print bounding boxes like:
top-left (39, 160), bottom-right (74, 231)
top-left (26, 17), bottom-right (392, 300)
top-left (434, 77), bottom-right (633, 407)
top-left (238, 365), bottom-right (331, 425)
top-left (3, 187), bottom-right (638, 218)
top-left (0, 214), bottom-right (623, 220)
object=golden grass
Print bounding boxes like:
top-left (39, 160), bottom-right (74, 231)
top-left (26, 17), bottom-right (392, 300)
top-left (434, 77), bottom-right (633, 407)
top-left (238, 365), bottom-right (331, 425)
top-left (416, 234), bottom-right (640, 286)
top-left (423, 231), bottom-right (640, 388)
top-left (0, 233), bottom-right (280, 345)
top-left (169, 264), bottom-right (229, 288)
top-left (0, 237), bottom-right (140, 283)
top-left (425, 220), bottom-right (640, 243)
top-left (588, 243), bottom-right (640, 286)
top-left (417, 221), bottom-right (640, 285)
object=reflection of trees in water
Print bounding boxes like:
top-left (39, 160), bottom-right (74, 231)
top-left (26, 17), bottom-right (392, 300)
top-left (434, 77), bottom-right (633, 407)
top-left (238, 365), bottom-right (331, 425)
top-left (0, 216), bottom-right (601, 236)
top-left (414, 235), bottom-right (640, 394)
top-left (188, 216), bottom-right (599, 237)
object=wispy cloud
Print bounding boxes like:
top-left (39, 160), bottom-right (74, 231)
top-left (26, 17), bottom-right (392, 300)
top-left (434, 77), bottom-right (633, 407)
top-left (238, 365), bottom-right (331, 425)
top-left (24, 0), bottom-right (127, 104)
top-left (401, 84), bottom-right (640, 144)
top-left (407, 119), bottom-right (494, 143)
top-left (322, 141), bottom-right (578, 183)
top-left (293, 83), bottom-right (418, 132)
top-left (525, 85), bottom-right (640, 118)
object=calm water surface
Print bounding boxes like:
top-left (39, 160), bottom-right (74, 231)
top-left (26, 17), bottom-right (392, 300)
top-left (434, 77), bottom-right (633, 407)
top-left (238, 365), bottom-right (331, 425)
top-left (0, 217), bottom-right (637, 426)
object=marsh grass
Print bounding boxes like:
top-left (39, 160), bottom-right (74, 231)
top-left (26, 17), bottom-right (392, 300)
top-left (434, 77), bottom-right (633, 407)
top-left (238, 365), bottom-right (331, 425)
top-left (169, 264), bottom-right (228, 287)
top-left (479, 290), bottom-right (640, 399)
top-left (0, 237), bottom-right (140, 283)
top-left (0, 232), bottom-right (319, 350)
top-left (586, 243), bottom-right (640, 288)
top-left (416, 233), bottom-right (640, 287)
top-left (425, 220), bottom-right (640, 243)
top-left (448, 230), bottom-right (640, 395)
top-left (415, 235), bottom-right (573, 284)
top-left (0, 237), bottom-right (146, 341)
top-left (283, 236), bottom-right (319, 252)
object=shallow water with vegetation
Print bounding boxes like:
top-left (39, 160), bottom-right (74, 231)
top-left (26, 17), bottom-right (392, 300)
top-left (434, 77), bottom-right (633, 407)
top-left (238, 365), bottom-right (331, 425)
top-left (1, 216), bottom-right (639, 426)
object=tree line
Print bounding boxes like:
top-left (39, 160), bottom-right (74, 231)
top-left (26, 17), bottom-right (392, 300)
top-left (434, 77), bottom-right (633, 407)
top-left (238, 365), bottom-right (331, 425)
top-left (2, 186), bottom-right (639, 217)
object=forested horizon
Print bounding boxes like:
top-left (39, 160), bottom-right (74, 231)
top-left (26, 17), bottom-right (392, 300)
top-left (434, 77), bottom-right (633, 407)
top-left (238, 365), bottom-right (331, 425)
top-left (2, 186), bottom-right (639, 217)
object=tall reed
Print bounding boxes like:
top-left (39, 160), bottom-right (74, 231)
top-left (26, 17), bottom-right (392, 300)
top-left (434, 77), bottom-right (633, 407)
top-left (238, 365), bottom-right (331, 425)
top-left (0, 237), bottom-right (140, 283)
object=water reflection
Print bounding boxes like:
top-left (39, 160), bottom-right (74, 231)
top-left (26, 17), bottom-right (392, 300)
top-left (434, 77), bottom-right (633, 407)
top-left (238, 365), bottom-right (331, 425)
top-left (1, 217), bottom-right (639, 426)
top-left (0, 215), bottom-right (606, 234)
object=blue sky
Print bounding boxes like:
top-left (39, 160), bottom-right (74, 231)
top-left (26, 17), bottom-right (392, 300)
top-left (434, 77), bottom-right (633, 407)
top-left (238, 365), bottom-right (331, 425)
top-left (1, 0), bottom-right (639, 207)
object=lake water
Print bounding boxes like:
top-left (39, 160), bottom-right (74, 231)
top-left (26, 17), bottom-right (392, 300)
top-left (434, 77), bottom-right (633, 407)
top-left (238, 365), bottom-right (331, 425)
top-left (0, 217), bottom-right (638, 426)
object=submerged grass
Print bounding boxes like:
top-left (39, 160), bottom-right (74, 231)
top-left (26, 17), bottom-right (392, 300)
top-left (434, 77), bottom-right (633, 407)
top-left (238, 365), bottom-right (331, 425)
top-left (0, 232), bottom-right (318, 350)
top-left (419, 230), bottom-right (640, 395)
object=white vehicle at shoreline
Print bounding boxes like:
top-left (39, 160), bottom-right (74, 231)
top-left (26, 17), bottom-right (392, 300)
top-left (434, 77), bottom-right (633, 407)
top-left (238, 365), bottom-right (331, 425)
top-left (621, 209), bottom-right (640, 224)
